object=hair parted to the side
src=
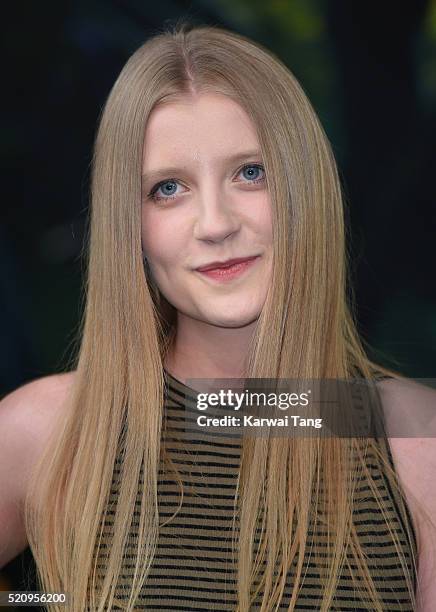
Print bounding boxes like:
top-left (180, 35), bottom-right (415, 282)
top-left (24, 20), bottom-right (422, 611)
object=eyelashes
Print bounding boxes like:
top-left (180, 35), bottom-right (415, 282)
top-left (146, 163), bottom-right (266, 203)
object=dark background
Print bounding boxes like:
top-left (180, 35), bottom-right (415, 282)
top-left (1, 0), bottom-right (435, 606)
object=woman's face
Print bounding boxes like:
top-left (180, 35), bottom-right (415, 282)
top-left (141, 92), bottom-right (273, 329)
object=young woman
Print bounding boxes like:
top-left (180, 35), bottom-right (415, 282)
top-left (1, 22), bottom-right (435, 612)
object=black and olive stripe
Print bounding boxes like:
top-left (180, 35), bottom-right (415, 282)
top-left (97, 371), bottom-right (417, 611)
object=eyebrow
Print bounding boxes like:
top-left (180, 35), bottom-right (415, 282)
top-left (141, 149), bottom-right (263, 186)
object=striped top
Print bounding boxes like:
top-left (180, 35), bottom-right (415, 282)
top-left (98, 371), bottom-right (418, 611)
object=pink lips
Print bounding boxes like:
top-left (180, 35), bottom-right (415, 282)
top-left (196, 256), bottom-right (259, 272)
top-left (196, 256), bottom-right (260, 282)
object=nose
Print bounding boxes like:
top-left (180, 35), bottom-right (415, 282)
top-left (193, 188), bottom-right (241, 243)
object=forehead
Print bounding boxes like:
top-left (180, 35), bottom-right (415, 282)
top-left (143, 93), bottom-right (260, 166)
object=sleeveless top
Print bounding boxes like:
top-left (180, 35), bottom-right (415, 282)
top-left (96, 371), bottom-right (418, 611)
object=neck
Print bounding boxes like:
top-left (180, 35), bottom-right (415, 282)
top-left (164, 313), bottom-right (257, 388)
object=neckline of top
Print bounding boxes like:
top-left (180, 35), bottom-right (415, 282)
top-left (163, 368), bottom-right (200, 405)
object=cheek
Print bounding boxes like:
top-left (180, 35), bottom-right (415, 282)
top-left (255, 196), bottom-right (273, 242)
top-left (141, 207), bottom-right (166, 258)
top-left (141, 208), bottom-right (185, 269)
top-left (141, 207), bottom-right (150, 249)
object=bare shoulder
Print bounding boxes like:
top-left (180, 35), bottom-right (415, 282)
top-left (376, 377), bottom-right (436, 473)
top-left (376, 376), bottom-right (436, 609)
top-left (0, 371), bottom-right (77, 456)
top-left (0, 371), bottom-right (76, 568)
top-left (0, 371), bottom-right (77, 494)
top-left (376, 376), bottom-right (436, 505)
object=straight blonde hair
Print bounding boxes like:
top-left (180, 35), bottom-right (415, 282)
top-left (24, 21), bottom-right (420, 611)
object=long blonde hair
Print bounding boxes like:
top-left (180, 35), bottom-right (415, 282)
top-left (24, 21), bottom-right (420, 611)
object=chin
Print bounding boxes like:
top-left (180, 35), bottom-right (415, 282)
top-left (207, 310), bottom-right (261, 328)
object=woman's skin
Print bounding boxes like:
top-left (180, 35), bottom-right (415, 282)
top-left (141, 92), bottom-right (273, 387)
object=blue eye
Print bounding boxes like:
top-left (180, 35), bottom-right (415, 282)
top-left (147, 163), bottom-right (265, 203)
top-left (149, 179), bottom-right (179, 199)
top-left (239, 164), bottom-right (265, 182)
